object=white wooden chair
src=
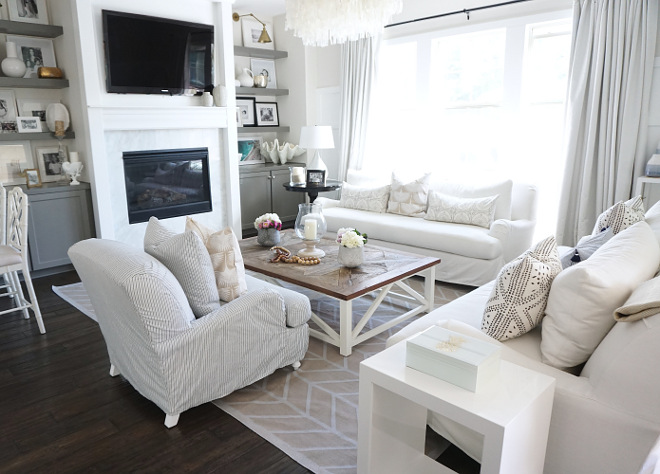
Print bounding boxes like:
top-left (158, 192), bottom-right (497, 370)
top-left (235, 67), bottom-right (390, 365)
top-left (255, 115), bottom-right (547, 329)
top-left (0, 186), bottom-right (44, 333)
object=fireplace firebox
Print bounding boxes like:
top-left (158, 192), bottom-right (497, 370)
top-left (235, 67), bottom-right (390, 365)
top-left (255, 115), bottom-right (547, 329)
top-left (123, 148), bottom-right (212, 224)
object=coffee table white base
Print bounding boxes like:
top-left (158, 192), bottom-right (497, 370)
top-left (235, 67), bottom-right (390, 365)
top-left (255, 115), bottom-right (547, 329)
top-left (310, 266), bottom-right (436, 356)
top-left (358, 341), bottom-right (556, 474)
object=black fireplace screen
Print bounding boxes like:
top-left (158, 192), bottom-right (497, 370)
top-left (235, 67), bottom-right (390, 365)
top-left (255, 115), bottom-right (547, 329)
top-left (123, 148), bottom-right (212, 224)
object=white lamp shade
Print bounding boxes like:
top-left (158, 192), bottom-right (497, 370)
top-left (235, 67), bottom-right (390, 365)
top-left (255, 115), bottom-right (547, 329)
top-left (299, 126), bottom-right (334, 150)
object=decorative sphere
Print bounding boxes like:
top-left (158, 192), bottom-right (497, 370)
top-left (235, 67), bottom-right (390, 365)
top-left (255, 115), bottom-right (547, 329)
top-left (1, 57), bottom-right (26, 78)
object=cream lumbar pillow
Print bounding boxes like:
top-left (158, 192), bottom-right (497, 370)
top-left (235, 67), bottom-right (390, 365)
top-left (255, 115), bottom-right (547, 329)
top-left (481, 235), bottom-right (561, 341)
top-left (185, 217), bottom-right (248, 302)
top-left (339, 182), bottom-right (391, 213)
top-left (592, 195), bottom-right (645, 235)
top-left (541, 221), bottom-right (660, 369)
top-left (387, 173), bottom-right (430, 217)
top-left (425, 191), bottom-right (498, 229)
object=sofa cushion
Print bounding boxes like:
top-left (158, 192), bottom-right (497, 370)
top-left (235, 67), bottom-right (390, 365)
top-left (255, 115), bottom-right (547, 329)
top-left (143, 217), bottom-right (221, 318)
top-left (339, 182), bottom-right (391, 213)
top-left (482, 236), bottom-right (561, 341)
top-left (592, 195), bottom-right (645, 235)
top-left (560, 227), bottom-right (614, 269)
top-left (186, 218), bottom-right (248, 302)
top-left (541, 221), bottom-right (660, 369)
top-left (322, 206), bottom-right (502, 260)
top-left (387, 173), bottom-right (430, 217)
top-left (426, 191), bottom-right (498, 229)
top-left (429, 179), bottom-right (513, 221)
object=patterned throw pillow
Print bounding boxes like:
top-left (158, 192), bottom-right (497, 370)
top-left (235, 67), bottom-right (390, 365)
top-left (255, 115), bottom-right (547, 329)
top-left (482, 236), bottom-right (561, 341)
top-left (425, 191), bottom-right (498, 228)
top-left (143, 217), bottom-right (220, 319)
top-left (186, 217), bottom-right (248, 302)
top-left (339, 182), bottom-right (391, 213)
top-left (592, 195), bottom-right (645, 235)
top-left (387, 173), bottom-right (430, 217)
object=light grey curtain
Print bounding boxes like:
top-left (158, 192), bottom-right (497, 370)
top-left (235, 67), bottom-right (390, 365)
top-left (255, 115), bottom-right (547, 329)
top-left (556, 0), bottom-right (658, 245)
top-left (338, 36), bottom-right (380, 180)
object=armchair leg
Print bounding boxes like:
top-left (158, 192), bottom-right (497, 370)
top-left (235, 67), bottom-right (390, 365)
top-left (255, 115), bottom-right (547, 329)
top-left (292, 361), bottom-right (301, 371)
top-left (164, 414), bottom-right (180, 428)
top-left (109, 364), bottom-right (120, 377)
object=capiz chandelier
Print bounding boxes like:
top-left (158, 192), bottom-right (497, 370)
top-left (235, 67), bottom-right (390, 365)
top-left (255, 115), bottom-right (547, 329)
top-left (285, 0), bottom-right (402, 47)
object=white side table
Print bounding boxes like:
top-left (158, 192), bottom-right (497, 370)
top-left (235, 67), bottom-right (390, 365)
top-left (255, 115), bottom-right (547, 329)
top-left (358, 341), bottom-right (556, 474)
top-left (635, 176), bottom-right (660, 198)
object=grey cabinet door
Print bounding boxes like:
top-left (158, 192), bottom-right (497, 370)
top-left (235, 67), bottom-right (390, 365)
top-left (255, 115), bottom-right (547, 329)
top-left (27, 188), bottom-right (94, 270)
top-left (271, 169), bottom-right (303, 223)
top-left (239, 172), bottom-right (272, 232)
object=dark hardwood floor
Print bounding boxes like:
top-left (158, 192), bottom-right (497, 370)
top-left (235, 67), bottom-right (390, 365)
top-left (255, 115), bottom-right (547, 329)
top-left (0, 270), bottom-right (310, 473)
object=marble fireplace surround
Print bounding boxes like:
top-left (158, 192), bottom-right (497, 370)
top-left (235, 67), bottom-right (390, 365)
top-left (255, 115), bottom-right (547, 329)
top-left (93, 105), bottom-right (232, 247)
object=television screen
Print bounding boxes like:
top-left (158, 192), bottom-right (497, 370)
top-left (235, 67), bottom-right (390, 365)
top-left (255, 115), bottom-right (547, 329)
top-left (102, 10), bottom-right (214, 95)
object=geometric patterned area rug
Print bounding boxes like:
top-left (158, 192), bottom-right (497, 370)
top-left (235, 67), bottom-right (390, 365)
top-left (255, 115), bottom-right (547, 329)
top-left (52, 278), bottom-right (470, 474)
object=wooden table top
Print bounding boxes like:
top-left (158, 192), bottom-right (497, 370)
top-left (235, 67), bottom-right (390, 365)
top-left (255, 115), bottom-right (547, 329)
top-left (239, 230), bottom-right (441, 301)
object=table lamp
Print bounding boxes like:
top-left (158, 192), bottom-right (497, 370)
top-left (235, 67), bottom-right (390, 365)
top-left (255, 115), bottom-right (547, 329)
top-left (299, 125), bottom-right (334, 186)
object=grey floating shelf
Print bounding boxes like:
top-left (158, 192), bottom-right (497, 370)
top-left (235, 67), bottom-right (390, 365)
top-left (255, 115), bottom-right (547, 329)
top-left (0, 131), bottom-right (75, 141)
top-left (234, 46), bottom-right (288, 60)
top-left (0, 20), bottom-right (63, 38)
top-left (0, 77), bottom-right (69, 89)
top-left (236, 87), bottom-right (288, 96)
top-left (238, 126), bottom-right (290, 134)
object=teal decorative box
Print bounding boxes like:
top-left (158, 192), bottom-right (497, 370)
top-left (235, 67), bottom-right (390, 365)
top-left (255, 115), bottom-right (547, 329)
top-left (406, 326), bottom-right (502, 392)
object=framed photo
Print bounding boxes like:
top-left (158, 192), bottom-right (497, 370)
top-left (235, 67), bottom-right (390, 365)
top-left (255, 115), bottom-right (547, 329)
top-left (17, 116), bottom-right (42, 133)
top-left (0, 89), bottom-right (19, 130)
top-left (250, 58), bottom-right (277, 89)
top-left (237, 137), bottom-right (264, 165)
top-left (7, 0), bottom-right (49, 25)
top-left (236, 97), bottom-right (256, 127)
top-left (16, 99), bottom-right (59, 123)
top-left (241, 18), bottom-right (274, 50)
top-left (24, 168), bottom-right (42, 188)
top-left (0, 142), bottom-right (30, 184)
top-left (35, 145), bottom-right (64, 182)
top-left (306, 170), bottom-right (326, 187)
top-left (6, 35), bottom-right (57, 79)
top-left (255, 102), bottom-right (279, 127)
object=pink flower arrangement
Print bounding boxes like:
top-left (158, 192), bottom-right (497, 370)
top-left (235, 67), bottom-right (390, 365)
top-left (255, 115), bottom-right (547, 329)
top-left (254, 213), bottom-right (282, 230)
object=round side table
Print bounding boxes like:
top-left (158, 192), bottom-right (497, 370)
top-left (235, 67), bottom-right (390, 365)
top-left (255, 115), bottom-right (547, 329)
top-left (283, 180), bottom-right (342, 202)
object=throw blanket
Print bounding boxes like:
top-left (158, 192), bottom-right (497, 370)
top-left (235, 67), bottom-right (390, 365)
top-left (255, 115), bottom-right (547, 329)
top-left (614, 276), bottom-right (660, 322)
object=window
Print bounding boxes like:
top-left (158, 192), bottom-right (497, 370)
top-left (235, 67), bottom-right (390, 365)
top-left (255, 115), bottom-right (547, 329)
top-left (365, 13), bottom-right (572, 239)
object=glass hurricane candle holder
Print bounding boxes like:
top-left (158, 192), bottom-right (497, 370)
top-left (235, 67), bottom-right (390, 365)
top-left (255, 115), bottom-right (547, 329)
top-left (294, 202), bottom-right (327, 258)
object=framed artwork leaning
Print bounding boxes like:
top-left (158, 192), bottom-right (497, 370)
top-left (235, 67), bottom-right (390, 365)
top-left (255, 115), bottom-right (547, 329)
top-left (36, 145), bottom-right (65, 182)
top-left (255, 102), bottom-right (279, 127)
top-left (6, 35), bottom-right (57, 78)
top-left (236, 97), bottom-right (256, 127)
top-left (7, 0), bottom-right (50, 25)
top-left (237, 136), bottom-right (264, 165)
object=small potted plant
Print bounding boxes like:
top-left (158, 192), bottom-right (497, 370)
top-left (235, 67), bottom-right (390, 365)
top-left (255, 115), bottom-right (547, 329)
top-left (336, 227), bottom-right (368, 267)
top-left (254, 213), bottom-right (282, 247)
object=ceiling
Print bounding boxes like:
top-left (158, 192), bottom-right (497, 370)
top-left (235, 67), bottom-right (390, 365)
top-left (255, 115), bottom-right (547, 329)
top-left (232, 0), bottom-right (286, 19)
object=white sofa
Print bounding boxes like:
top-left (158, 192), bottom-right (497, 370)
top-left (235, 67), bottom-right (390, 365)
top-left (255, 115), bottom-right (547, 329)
top-left (386, 201), bottom-right (660, 474)
top-left (315, 171), bottom-right (537, 286)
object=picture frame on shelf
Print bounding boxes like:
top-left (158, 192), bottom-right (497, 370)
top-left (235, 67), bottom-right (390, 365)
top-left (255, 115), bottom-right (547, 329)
top-left (17, 99), bottom-right (59, 123)
top-left (241, 18), bottom-right (275, 50)
top-left (7, 0), bottom-right (49, 25)
top-left (0, 142), bottom-right (30, 184)
top-left (6, 35), bottom-right (57, 79)
top-left (236, 97), bottom-right (256, 127)
top-left (17, 116), bottom-right (42, 133)
top-left (0, 90), bottom-right (19, 131)
top-left (24, 168), bottom-right (42, 188)
top-left (250, 58), bottom-right (277, 89)
top-left (36, 145), bottom-right (64, 182)
top-left (306, 170), bottom-right (326, 187)
top-left (255, 102), bottom-right (279, 127)
top-left (237, 136), bottom-right (264, 165)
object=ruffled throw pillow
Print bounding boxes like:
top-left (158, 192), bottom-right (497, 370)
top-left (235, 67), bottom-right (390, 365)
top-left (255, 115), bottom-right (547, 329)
top-left (387, 173), bottom-right (430, 217)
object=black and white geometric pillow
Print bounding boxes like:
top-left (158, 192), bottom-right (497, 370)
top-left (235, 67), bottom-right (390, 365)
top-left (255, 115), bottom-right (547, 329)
top-left (592, 195), bottom-right (645, 235)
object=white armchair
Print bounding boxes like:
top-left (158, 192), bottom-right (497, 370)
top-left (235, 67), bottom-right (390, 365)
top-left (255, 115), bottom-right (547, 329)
top-left (68, 238), bottom-right (310, 428)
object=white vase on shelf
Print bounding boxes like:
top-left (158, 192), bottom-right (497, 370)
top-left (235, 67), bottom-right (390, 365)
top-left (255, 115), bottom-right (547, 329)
top-left (2, 42), bottom-right (27, 78)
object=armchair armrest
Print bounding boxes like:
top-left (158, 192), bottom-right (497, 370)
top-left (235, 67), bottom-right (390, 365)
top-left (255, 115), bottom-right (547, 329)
top-left (315, 197), bottom-right (340, 209)
top-left (245, 274), bottom-right (311, 327)
top-left (488, 218), bottom-right (536, 263)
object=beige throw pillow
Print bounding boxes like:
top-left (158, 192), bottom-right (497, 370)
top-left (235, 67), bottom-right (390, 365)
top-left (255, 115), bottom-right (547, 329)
top-left (482, 236), bottom-right (561, 341)
top-left (425, 191), bottom-right (498, 228)
top-left (186, 217), bottom-right (248, 302)
top-left (387, 173), bottom-right (430, 217)
top-left (339, 182), bottom-right (390, 213)
top-left (592, 195), bottom-right (645, 235)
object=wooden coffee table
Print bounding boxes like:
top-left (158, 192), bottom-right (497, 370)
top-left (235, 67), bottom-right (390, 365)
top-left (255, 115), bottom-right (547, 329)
top-left (239, 230), bottom-right (441, 356)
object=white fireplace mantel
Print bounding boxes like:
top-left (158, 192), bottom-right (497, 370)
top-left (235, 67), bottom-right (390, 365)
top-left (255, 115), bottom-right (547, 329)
top-left (90, 105), bottom-right (232, 131)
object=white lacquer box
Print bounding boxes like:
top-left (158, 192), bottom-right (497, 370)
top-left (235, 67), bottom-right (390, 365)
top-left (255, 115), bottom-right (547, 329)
top-left (406, 326), bottom-right (501, 392)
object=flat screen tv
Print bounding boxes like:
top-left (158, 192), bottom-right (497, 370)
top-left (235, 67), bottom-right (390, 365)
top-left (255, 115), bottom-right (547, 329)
top-left (102, 10), bottom-right (214, 95)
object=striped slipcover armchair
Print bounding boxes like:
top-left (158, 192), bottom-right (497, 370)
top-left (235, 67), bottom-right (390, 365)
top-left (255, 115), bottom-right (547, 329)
top-left (68, 238), bottom-right (310, 428)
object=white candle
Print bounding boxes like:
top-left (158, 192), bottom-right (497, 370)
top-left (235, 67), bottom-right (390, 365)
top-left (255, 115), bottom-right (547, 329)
top-left (69, 152), bottom-right (80, 163)
top-left (292, 167), bottom-right (304, 183)
top-left (304, 219), bottom-right (317, 240)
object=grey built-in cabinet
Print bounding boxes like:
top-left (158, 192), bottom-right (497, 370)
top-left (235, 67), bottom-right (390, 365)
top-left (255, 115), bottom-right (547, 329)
top-left (23, 183), bottom-right (95, 274)
top-left (239, 163), bottom-right (304, 236)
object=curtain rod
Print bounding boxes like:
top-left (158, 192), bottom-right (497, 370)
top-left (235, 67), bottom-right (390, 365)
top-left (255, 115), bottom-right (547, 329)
top-left (385, 0), bottom-right (535, 28)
